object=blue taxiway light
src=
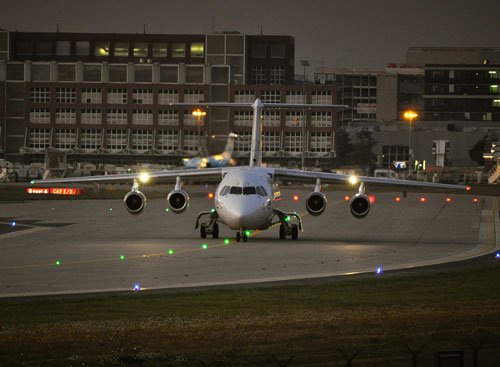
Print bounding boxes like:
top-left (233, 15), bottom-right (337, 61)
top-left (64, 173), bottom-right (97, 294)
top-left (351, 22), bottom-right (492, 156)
top-left (133, 284), bottom-right (141, 292)
top-left (495, 252), bottom-right (500, 259)
top-left (10, 221), bottom-right (16, 227)
top-left (376, 267), bottom-right (383, 275)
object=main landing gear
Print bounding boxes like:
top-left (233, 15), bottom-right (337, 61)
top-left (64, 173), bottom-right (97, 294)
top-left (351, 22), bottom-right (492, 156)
top-left (235, 231), bottom-right (248, 242)
top-left (195, 211), bottom-right (219, 239)
top-left (274, 209), bottom-right (303, 241)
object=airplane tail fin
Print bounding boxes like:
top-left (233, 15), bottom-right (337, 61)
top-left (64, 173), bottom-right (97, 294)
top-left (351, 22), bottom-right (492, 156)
top-left (223, 133), bottom-right (238, 157)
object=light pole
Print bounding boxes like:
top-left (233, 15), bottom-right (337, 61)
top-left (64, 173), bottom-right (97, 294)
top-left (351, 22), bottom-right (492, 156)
top-left (192, 108), bottom-right (206, 155)
top-left (403, 110), bottom-right (418, 165)
top-left (300, 59), bottom-right (309, 170)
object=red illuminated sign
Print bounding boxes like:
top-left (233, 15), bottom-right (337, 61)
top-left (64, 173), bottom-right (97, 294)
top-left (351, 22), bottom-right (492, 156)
top-left (27, 187), bottom-right (84, 196)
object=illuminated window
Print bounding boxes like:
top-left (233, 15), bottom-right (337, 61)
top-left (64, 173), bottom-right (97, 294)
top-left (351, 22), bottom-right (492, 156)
top-left (493, 99), bottom-right (500, 107)
top-left (489, 71), bottom-right (499, 79)
top-left (29, 108), bottom-right (50, 124)
top-left (132, 109), bottom-right (153, 125)
top-left (80, 129), bottom-right (101, 151)
top-left (190, 43), bottom-right (204, 58)
top-left (157, 130), bottom-right (178, 151)
top-left (285, 132), bottom-right (303, 153)
top-left (234, 111), bottom-right (253, 126)
top-left (30, 88), bottom-right (50, 103)
top-left (153, 43), bottom-right (167, 57)
top-left (261, 90), bottom-right (280, 103)
top-left (55, 109), bottom-right (76, 124)
top-left (491, 85), bottom-right (499, 93)
top-left (114, 42), bottom-right (129, 57)
top-left (133, 42), bottom-right (148, 57)
top-left (285, 111), bottom-right (304, 127)
top-left (158, 89), bottom-right (179, 104)
top-left (81, 109), bottom-right (102, 124)
top-left (108, 88), bottom-right (127, 104)
top-left (81, 88), bottom-right (102, 104)
top-left (158, 110), bottom-right (179, 125)
top-left (172, 43), bottom-right (185, 57)
top-left (107, 109), bottom-right (127, 125)
top-left (56, 88), bottom-right (76, 103)
top-left (94, 42), bottom-right (110, 56)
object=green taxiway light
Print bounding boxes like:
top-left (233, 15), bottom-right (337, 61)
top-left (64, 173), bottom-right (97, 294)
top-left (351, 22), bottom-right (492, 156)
top-left (30, 180), bottom-right (34, 185)
top-left (168, 249), bottom-right (174, 255)
top-left (165, 208), bottom-right (169, 212)
top-left (245, 230), bottom-right (251, 236)
top-left (109, 208), bottom-right (113, 211)
top-left (285, 216), bottom-right (290, 222)
top-left (55, 260), bottom-right (61, 266)
top-left (120, 255), bottom-right (125, 260)
top-left (201, 243), bottom-right (208, 250)
top-left (224, 238), bottom-right (230, 245)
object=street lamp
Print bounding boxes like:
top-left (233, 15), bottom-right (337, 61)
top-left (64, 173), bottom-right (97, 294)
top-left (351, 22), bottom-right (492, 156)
top-left (300, 59), bottom-right (309, 170)
top-left (403, 110), bottom-right (418, 164)
top-left (192, 108), bottom-right (206, 155)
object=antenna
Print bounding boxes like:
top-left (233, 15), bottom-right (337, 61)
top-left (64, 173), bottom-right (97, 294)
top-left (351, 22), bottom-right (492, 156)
top-left (212, 16), bottom-right (215, 33)
top-left (143, 24), bottom-right (146, 34)
top-left (260, 26), bottom-right (263, 35)
top-left (56, 23), bottom-right (60, 33)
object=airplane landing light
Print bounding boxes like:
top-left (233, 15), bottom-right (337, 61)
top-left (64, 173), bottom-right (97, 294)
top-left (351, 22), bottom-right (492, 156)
top-left (466, 186), bottom-right (472, 191)
top-left (139, 172), bottom-right (150, 183)
top-left (208, 192), bottom-right (214, 199)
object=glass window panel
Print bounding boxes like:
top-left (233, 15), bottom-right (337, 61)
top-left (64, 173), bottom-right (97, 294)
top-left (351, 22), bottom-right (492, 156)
top-left (83, 64), bottom-right (101, 82)
top-left (271, 44), bottom-right (285, 58)
top-left (7, 63), bottom-right (25, 80)
top-left (76, 41), bottom-right (89, 56)
top-left (114, 42), bottom-right (129, 57)
top-left (211, 66), bottom-right (229, 84)
top-left (186, 66), bottom-right (204, 84)
top-left (36, 41), bottom-right (52, 55)
top-left (56, 41), bottom-right (71, 56)
top-left (172, 43), bottom-right (185, 57)
top-left (153, 43), bottom-right (167, 57)
top-left (252, 44), bottom-right (266, 58)
top-left (17, 41), bottom-right (33, 55)
top-left (159, 65), bottom-right (178, 83)
top-left (95, 42), bottom-right (110, 56)
top-left (57, 64), bottom-right (76, 81)
top-left (133, 42), bottom-right (148, 57)
top-left (207, 35), bottom-right (224, 54)
top-left (190, 43), bottom-right (204, 58)
top-left (31, 64), bottom-right (50, 81)
top-left (226, 35), bottom-right (244, 54)
top-left (134, 65), bottom-right (152, 83)
top-left (109, 64), bottom-right (127, 82)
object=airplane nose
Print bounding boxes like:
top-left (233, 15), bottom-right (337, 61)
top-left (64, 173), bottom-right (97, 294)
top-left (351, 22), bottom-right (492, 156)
top-left (224, 202), bottom-right (257, 228)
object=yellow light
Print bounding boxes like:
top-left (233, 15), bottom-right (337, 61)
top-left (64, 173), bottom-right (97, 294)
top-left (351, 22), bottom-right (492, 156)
top-left (348, 175), bottom-right (358, 185)
top-left (192, 108), bottom-right (207, 118)
top-left (403, 110), bottom-right (418, 120)
top-left (213, 154), bottom-right (223, 161)
top-left (139, 172), bottom-right (150, 183)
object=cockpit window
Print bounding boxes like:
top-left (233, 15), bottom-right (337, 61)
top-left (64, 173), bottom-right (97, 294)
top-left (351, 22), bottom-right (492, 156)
top-left (243, 186), bottom-right (256, 195)
top-left (256, 186), bottom-right (268, 196)
top-left (230, 186), bottom-right (242, 195)
top-left (220, 185), bottom-right (230, 196)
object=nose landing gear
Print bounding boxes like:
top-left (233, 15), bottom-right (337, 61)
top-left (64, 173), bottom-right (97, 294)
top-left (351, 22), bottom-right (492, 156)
top-left (274, 209), bottom-right (303, 241)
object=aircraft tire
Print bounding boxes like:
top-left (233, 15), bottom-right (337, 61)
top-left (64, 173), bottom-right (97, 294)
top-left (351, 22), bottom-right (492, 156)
top-left (236, 231), bottom-right (241, 242)
top-left (200, 225), bottom-right (207, 239)
top-left (279, 224), bottom-right (286, 240)
top-left (212, 223), bottom-right (219, 239)
top-left (291, 225), bottom-right (298, 240)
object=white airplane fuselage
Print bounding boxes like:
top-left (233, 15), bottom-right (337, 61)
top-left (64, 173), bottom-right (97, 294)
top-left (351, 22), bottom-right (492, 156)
top-left (214, 167), bottom-right (275, 231)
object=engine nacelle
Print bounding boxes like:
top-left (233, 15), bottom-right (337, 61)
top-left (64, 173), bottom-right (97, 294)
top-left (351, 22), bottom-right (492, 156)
top-left (124, 191), bottom-right (146, 215)
top-left (167, 189), bottom-right (189, 213)
top-left (349, 194), bottom-right (371, 219)
top-left (305, 192), bottom-right (327, 216)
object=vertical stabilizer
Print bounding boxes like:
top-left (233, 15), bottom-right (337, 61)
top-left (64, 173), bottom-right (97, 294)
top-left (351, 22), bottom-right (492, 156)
top-left (223, 132), bottom-right (238, 158)
top-left (249, 99), bottom-right (264, 166)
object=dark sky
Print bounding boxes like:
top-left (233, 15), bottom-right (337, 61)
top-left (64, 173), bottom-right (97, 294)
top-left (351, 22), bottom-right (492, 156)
top-left (1, 0), bottom-right (499, 73)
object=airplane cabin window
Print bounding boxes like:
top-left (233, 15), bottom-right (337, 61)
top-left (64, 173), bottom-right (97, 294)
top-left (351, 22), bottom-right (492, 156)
top-left (230, 186), bottom-right (242, 195)
top-left (243, 186), bottom-right (256, 195)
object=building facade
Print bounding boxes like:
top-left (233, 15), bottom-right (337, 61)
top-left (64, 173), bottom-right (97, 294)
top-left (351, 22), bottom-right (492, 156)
top-left (0, 30), bottom-right (338, 169)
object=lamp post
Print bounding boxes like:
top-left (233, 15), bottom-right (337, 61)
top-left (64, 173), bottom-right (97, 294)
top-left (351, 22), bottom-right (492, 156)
top-left (192, 108), bottom-right (206, 155)
top-left (403, 110), bottom-right (418, 164)
top-left (300, 59), bottom-right (309, 170)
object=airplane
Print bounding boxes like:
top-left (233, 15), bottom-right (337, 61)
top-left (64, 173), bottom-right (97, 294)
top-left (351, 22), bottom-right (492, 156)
top-left (182, 133), bottom-right (238, 169)
top-left (31, 99), bottom-right (470, 242)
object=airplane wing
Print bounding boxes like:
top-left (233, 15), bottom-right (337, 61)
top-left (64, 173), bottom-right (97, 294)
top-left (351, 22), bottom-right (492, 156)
top-left (271, 168), bottom-right (470, 192)
top-left (30, 167), bottom-right (224, 185)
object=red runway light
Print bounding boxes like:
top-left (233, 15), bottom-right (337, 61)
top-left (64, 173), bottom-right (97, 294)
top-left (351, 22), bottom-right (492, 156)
top-left (344, 195), bottom-right (350, 201)
top-left (473, 197), bottom-right (479, 203)
top-left (208, 192), bottom-right (214, 199)
top-left (293, 195), bottom-right (299, 201)
top-left (395, 196), bottom-right (401, 202)
top-left (466, 186), bottom-right (472, 191)
top-left (445, 197), bottom-right (452, 203)
top-left (369, 195), bottom-right (376, 205)
top-left (420, 197), bottom-right (427, 203)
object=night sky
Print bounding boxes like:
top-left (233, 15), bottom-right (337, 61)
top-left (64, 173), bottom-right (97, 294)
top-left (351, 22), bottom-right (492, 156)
top-left (1, 0), bottom-right (499, 72)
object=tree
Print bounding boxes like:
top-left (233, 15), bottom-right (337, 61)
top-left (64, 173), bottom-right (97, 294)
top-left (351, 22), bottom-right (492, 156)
top-left (349, 130), bottom-right (377, 174)
top-left (336, 128), bottom-right (352, 167)
top-left (468, 137), bottom-right (486, 166)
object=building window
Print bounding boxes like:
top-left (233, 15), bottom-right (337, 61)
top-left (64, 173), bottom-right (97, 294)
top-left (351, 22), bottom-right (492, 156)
top-left (76, 41), bottom-right (89, 56)
top-left (270, 65), bottom-right (284, 84)
top-left (29, 108), bottom-right (50, 124)
top-left (158, 110), bottom-right (179, 125)
top-left (234, 90), bottom-right (255, 103)
top-left (114, 42), bottom-right (129, 57)
top-left (109, 64), bottom-right (127, 82)
top-left (286, 91), bottom-right (304, 104)
top-left (172, 43), bottom-right (186, 58)
top-left (56, 88), bottom-right (76, 103)
top-left (285, 132), bottom-right (303, 153)
top-left (234, 132), bottom-right (252, 153)
top-left (234, 111), bottom-right (253, 126)
top-left (182, 131), bottom-right (200, 151)
top-left (133, 42), bottom-right (148, 57)
top-left (132, 89), bottom-right (153, 104)
top-left (55, 129), bottom-right (76, 151)
top-left (56, 41), bottom-right (70, 56)
top-left (108, 88), bottom-right (127, 104)
top-left (263, 111), bottom-right (280, 127)
top-left (252, 44), bottom-right (266, 58)
top-left (490, 85), bottom-right (499, 93)
top-left (134, 65), bottom-right (153, 83)
top-left (157, 130), bottom-right (178, 151)
top-left (311, 112), bottom-right (332, 127)
top-left (186, 65), bottom-right (204, 84)
top-left (271, 44), bottom-right (285, 58)
top-left (285, 111), bottom-right (304, 127)
top-left (57, 64), bottom-right (76, 82)
top-left (132, 109), bottom-right (153, 125)
top-left (488, 71), bottom-right (499, 79)
top-left (184, 90), bottom-right (204, 103)
top-left (262, 132), bottom-right (280, 152)
top-left (81, 88), bottom-right (102, 104)
top-left (17, 41), bottom-right (33, 55)
top-left (251, 65), bottom-right (266, 84)
top-left (183, 109), bottom-right (203, 126)
top-left (382, 146), bottom-right (408, 167)
top-left (106, 129), bottom-right (127, 151)
top-left (261, 90), bottom-right (281, 103)
top-left (312, 91), bottom-right (332, 104)
top-left (310, 132), bottom-right (331, 153)
top-left (31, 63), bottom-right (50, 81)
top-left (80, 129), bottom-right (101, 150)
top-left (483, 112), bottom-right (492, 121)
top-left (107, 109), bottom-right (127, 125)
top-left (159, 65), bottom-right (178, 83)
top-left (132, 130), bottom-right (153, 151)
top-left (493, 99), bottom-right (500, 107)
top-left (95, 42), bottom-right (110, 57)
top-left (30, 88), bottom-right (50, 103)
top-left (158, 89), bottom-right (179, 104)
top-left (81, 109), bottom-right (102, 124)
top-left (153, 43), bottom-right (167, 57)
top-left (83, 64), bottom-right (102, 82)
top-left (29, 128), bottom-right (50, 150)
top-left (36, 41), bottom-right (52, 56)
top-left (55, 108), bottom-right (76, 124)
top-left (190, 43), bottom-right (204, 58)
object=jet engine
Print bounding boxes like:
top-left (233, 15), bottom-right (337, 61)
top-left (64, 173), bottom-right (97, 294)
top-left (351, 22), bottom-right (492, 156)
top-left (124, 191), bottom-right (147, 215)
top-left (305, 192), bottom-right (327, 216)
top-left (167, 189), bottom-right (189, 213)
top-left (349, 194), bottom-right (370, 218)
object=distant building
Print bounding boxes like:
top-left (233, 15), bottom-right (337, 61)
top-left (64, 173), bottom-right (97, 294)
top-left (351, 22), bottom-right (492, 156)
top-left (0, 29), bottom-right (338, 169)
